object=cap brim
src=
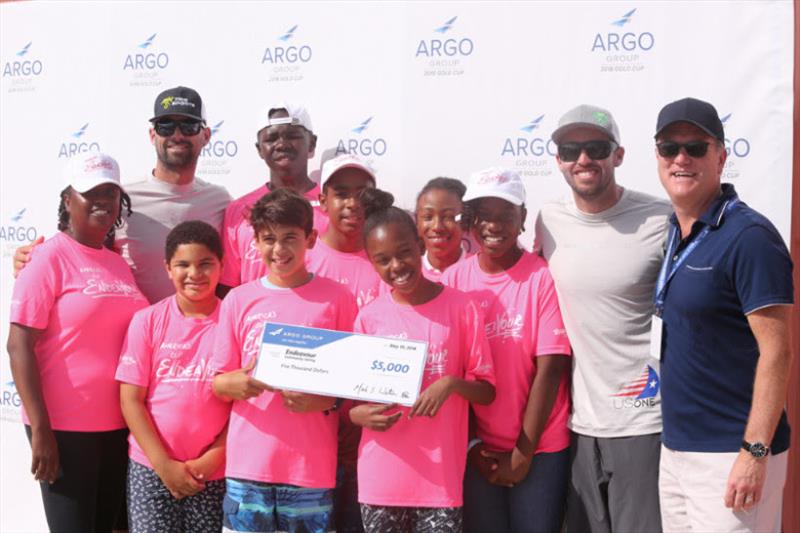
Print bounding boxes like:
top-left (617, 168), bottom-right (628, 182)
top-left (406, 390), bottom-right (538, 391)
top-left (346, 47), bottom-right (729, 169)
top-left (552, 123), bottom-right (616, 144)
top-left (322, 163), bottom-right (377, 186)
top-left (654, 119), bottom-right (722, 141)
top-left (463, 190), bottom-right (524, 206)
top-left (70, 177), bottom-right (124, 194)
top-left (150, 112), bottom-right (205, 122)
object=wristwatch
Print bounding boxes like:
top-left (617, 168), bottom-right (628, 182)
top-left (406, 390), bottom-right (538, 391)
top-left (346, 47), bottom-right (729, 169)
top-left (741, 440), bottom-right (769, 459)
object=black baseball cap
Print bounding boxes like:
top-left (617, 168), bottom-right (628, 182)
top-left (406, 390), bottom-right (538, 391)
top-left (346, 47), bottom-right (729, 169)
top-left (655, 97), bottom-right (724, 142)
top-left (150, 86), bottom-right (205, 122)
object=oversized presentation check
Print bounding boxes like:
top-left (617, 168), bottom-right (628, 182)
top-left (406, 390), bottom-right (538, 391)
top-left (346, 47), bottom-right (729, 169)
top-left (254, 322), bottom-right (428, 406)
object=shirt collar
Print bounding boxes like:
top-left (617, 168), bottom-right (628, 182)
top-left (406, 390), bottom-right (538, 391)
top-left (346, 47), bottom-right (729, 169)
top-left (668, 183), bottom-right (739, 231)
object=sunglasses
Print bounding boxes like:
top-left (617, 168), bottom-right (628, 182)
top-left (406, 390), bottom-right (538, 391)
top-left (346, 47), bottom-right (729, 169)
top-left (557, 140), bottom-right (615, 162)
top-left (656, 141), bottom-right (710, 158)
top-left (153, 119), bottom-right (204, 137)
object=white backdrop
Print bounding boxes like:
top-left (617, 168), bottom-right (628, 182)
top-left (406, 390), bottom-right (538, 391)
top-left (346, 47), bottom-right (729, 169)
top-left (0, 1), bottom-right (795, 531)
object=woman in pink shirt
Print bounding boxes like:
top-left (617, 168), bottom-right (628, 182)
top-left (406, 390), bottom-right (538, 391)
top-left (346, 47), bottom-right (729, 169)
top-left (440, 168), bottom-right (572, 533)
top-left (415, 177), bottom-right (474, 282)
top-left (350, 187), bottom-right (496, 532)
top-left (7, 153), bottom-right (148, 533)
top-left (116, 220), bottom-right (230, 533)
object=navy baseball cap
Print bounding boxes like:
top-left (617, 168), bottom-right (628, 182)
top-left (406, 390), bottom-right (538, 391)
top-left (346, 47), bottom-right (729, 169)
top-left (655, 97), bottom-right (724, 142)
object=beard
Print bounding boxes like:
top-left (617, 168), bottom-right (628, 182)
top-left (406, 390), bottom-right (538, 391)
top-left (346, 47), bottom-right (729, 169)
top-left (156, 139), bottom-right (198, 171)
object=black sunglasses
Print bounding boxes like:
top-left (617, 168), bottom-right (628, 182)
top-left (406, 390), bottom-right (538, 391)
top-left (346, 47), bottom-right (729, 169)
top-left (656, 141), bottom-right (710, 158)
top-left (557, 140), bottom-right (616, 162)
top-left (153, 119), bottom-right (204, 137)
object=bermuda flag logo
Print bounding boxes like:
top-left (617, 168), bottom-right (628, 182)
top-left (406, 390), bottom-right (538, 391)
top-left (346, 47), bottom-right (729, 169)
top-left (613, 365), bottom-right (660, 399)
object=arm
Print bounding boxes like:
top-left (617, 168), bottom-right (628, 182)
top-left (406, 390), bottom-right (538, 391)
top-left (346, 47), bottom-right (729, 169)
top-left (409, 376), bottom-right (495, 418)
top-left (119, 383), bottom-right (204, 499)
top-left (484, 354), bottom-right (570, 485)
top-left (6, 323), bottom-right (59, 483)
top-left (349, 402), bottom-right (402, 431)
top-left (279, 390), bottom-right (336, 413)
top-left (724, 305), bottom-right (793, 511)
top-left (12, 236), bottom-right (44, 278)
top-left (185, 425), bottom-right (228, 482)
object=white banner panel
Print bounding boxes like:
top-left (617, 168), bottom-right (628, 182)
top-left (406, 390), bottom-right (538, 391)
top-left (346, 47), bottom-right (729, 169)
top-left (0, 2), bottom-right (794, 531)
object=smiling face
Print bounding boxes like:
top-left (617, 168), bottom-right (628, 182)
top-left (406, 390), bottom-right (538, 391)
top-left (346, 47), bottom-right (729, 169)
top-left (64, 183), bottom-right (122, 248)
top-left (656, 121), bottom-right (726, 213)
top-left (471, 196), bottom-right (526, 271)
top-left (255, 223), bottom-right (316, 288)
top-left (415, 188), bottom-right (464, 263)
top-left (150, 114), bottom-right (210, 171)
top-left (366, 221), bottom-right (425, 302)
top-left (255, 109), bottom-right (316, 177)
top-left (166, 242), bottom-right (221, 305)
top-left (556, 126), bottom-right (624, 206)
top-left (320, 168), bottom-right (375, 239)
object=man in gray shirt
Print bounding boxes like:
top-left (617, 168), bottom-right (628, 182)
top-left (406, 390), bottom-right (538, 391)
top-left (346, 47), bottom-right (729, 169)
top-left (535, 105), bottom-right (671, 532)
top-left (14, 86), bottom-right (231, 303)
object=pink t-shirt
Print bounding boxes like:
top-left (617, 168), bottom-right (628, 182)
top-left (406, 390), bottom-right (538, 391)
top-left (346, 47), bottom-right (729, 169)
top-left (211, 275), bottom-right (357, 487)
top-left (306, 239), bottom-right (386, 308)
top-left (353, 287), bottom-right (495, 507)
top-left (421, 245), bottom-right (472, 283)
top-left (115, 296), bottom-right (231, 479)
top-left (220, 183), bottom-right (327, 287)
top-left (441, 251), bottom-right (571, 453)
top-left (10, 232), bottom-right (148, 431)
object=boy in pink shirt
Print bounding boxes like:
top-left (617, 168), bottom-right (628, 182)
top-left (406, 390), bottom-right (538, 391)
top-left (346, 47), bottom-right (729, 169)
top-left (305, 153), bottom-right (389, 531)
top-left (116, 221), bottom-right (231, 533)
top-left (306, 153), bottom-right (386, 307)
top-left (441, 168), bottom-right (572, 533)
top-left (8, 153), bottom-right (148, 533)
top-left (211, 189), bottom-right (357, 533)
top-left (350, 188), bottom-right (496, 532)
top-left (219, 103), bottom-right (327, 293)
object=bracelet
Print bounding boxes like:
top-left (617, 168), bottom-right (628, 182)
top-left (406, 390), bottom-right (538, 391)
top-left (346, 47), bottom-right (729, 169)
top-left (467, 438), bottom-right (483, 452)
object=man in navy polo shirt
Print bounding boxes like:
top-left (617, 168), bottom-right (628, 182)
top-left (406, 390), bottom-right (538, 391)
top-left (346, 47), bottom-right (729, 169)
top-left (653, 97), bottom-right (793, 532)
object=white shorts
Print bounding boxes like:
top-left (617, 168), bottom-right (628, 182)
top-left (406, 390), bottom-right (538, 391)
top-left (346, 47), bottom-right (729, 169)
top-left (659, 445), bottom-right (788, 533)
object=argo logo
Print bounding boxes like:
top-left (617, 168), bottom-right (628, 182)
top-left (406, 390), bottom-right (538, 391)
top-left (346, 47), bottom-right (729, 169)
top-left (501, 115), bottom-right (556, 158)
top-left (123, 33), bottom-right (169, 70)
top-left (415, 16), bottom-right (474, 58)
top-left (592, 8), bottom-right (654, 52)
top-left (58, 123), bottom-right (101, 159)
top-left (335, 116), bottom-right (387, 158)
top-left (201, 121), bottom-right (239, 158)
top-left (262, 24), bottom-right (312, 64)
top-left (1, 208), bottom-right (38, 244)
top-left (720, 113), bottom-right (751, 158)
top-left (3, 41), bottom-right (44, 78)
top-left (1, 381), bottom-right (21, 408)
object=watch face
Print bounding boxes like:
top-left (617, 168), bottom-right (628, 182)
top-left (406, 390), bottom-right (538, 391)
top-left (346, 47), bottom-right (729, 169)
top-left (750, 442), bottom-right (768, 458)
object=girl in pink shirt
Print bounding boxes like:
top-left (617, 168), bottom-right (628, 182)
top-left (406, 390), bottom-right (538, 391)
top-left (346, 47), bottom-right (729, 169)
top-left (440, 168), bottom-right (572, 533)
top-left (7, 153), bottom-right (148, 533)
top-left (116, 220), bottom-right (231, 533)
top-left (350, 187), bottom-right (496, 533)
top-left (415, 177), bottom-right (474, 282)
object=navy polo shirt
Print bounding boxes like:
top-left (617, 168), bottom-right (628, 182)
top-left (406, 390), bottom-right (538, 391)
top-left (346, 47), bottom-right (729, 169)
top-left (660, 184), bottom-right (793, 454)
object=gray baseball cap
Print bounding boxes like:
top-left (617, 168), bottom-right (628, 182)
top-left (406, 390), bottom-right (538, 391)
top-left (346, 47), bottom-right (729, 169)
top-left (551, 105), bottom-right (620, 145)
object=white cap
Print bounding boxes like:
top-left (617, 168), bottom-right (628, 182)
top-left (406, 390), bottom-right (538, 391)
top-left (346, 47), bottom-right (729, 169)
top-left (463, 167), bottom-right (526, 206)
top-left (320, 153), bottom-right (377, 186)
top-left (63, 152), bottom-right (122, 193)
top-left (261, 102), bottom-right (313, 132)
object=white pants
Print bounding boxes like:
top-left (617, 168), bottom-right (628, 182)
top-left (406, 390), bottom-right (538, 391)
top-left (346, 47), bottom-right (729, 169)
top-left (659, 445), bottom-right (787, 533)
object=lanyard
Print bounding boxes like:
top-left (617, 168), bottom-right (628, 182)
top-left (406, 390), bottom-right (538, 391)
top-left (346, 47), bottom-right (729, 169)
top-left (654, 199), bottom-right (738, 315)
